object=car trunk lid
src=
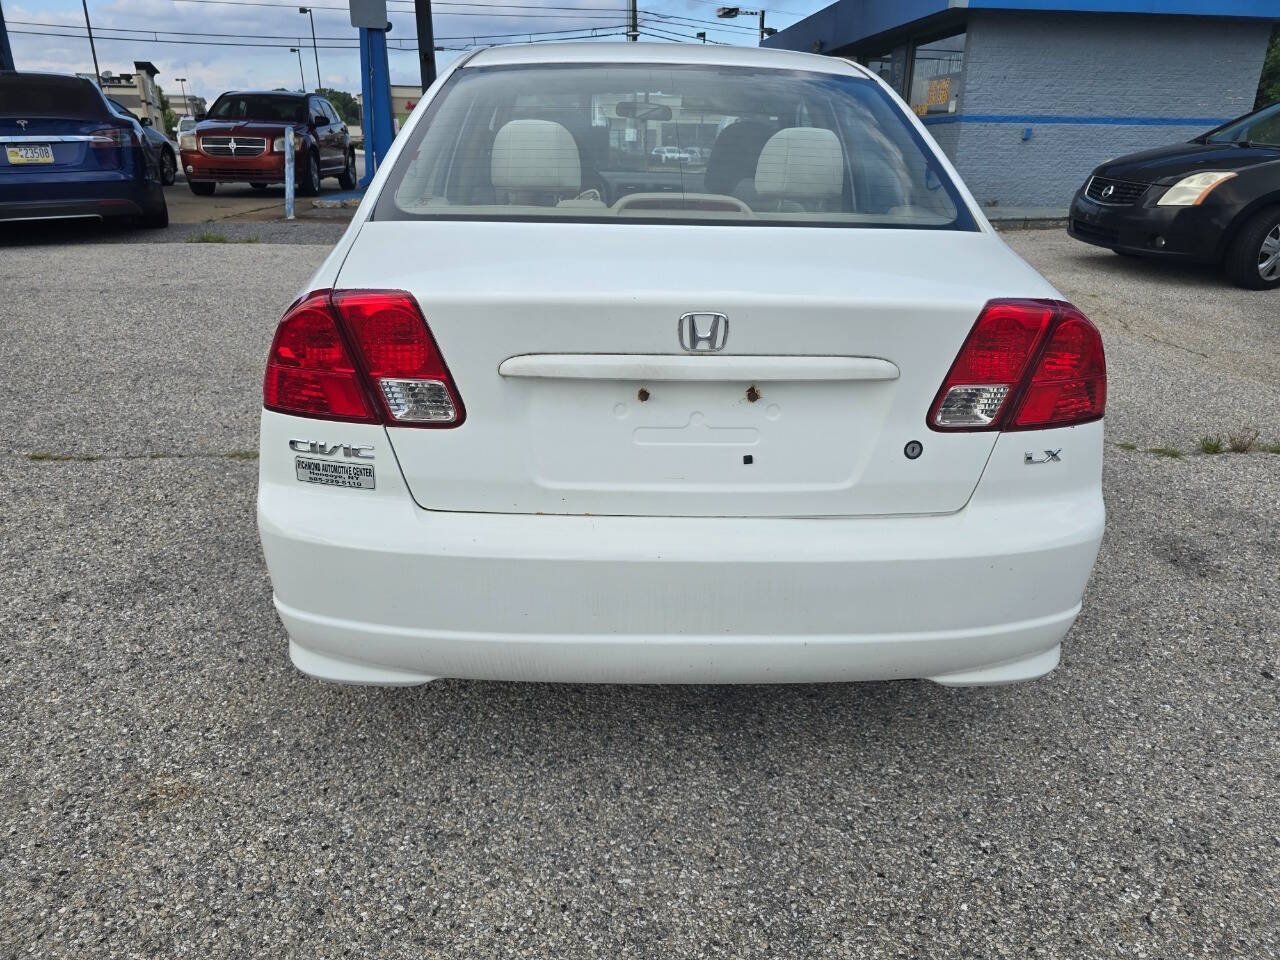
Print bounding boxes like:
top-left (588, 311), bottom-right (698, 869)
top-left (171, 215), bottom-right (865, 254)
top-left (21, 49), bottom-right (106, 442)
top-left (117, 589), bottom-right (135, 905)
top-left (335, 220), bottom-right (1053, 517)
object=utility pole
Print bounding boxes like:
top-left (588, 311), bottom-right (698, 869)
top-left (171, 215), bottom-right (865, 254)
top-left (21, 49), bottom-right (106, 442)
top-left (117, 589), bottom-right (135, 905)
top-left (414, 0), bottom-right (436, 87)
top-left (299, 7), bottom-right (321, 90)
top-left (80, 0), bottom-right (100, 86)
top-left (628, 0), bottom-right (638, 41)
top-left (0, 0), bottom-right (16, 72)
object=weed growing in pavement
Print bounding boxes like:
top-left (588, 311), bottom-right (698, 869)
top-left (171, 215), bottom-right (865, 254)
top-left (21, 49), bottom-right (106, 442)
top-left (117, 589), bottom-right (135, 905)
top-left (26, 452), bottom-right (100, 462)
top-left (1197, 435), bottom-right (1225, 454)
top-left (1146, 447), bottom-right (1184, 459)
top-left (1226, 428), bottom-right (1260, 454)
top-left (1115, 441), bottom-right (1138, 450)
top-left (1263, 441), bottom-right (1280, 455)
top-left (187, 232), bottom-right (258, 244)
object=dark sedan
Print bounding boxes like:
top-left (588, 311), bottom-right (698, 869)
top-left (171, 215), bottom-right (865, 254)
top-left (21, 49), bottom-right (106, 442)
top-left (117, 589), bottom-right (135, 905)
top-left (0, 72), bottom-right (168, 228)
top-left (1068, 101), bottom-right (1280, 289)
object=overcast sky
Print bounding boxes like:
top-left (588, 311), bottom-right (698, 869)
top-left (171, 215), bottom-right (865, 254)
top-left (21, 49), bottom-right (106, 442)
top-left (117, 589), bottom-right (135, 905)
top-left (6, 0), bottom-right (819, 103)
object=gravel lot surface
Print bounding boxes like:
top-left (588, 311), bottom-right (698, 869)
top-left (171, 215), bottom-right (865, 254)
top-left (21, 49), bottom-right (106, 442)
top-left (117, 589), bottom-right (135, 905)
top-left (1, 228), bottom-right (1276, 959)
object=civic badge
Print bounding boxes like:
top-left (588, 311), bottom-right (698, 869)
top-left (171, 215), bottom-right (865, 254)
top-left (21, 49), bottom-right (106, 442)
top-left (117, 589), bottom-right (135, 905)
top-left (678, 312), bottom-right (729, 353)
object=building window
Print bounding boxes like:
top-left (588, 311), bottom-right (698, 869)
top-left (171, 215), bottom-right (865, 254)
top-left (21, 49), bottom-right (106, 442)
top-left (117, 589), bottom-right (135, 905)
top-left (908, 30), bottom-right (965, 118)
top-left (863, 46), bottom-right (907, 96)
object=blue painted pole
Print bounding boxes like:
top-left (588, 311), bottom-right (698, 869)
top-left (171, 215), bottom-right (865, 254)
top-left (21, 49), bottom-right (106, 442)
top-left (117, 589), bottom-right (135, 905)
top-left (358, 25), bottom-right (394, 188)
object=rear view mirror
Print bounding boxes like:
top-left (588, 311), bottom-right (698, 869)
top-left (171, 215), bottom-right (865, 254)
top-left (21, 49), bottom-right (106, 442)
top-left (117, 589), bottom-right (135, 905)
top-left (140, 117), bottom-right (152, 127)
top-left (617, 101), bottom-right (673, 122)
top-left (314, 114), bottom-right (328, 127)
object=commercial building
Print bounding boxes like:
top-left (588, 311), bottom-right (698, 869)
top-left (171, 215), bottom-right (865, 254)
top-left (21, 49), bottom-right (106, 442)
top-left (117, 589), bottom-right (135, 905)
top-left (90, 62), bottom-right (166, 132)
top-left (764, 0), bottom-right (1278, 212)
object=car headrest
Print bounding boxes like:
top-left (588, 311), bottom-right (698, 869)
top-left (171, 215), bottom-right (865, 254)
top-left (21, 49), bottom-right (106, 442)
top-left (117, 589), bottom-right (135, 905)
top-left (491, 119), bottom-right (581, 193)
top-left (705, 120), bottom-right (775, 196)
top-left (754, 127), bottom-right (844, 200)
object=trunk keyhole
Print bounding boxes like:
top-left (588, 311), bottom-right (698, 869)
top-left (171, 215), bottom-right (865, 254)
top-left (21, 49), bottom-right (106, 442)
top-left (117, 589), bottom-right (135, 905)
top-left (746, 385), bottom-right (761, 403)
top-left (637, 388), bottom-right (650, 402)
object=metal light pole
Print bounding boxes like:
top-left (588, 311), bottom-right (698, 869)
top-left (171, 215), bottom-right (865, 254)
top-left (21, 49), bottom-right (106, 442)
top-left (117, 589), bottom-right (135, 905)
top-left (174, 76), bottom-right (189, 115)
top-left (299, 7), bottom-right (321, 90)
top-left (80, 0), bottom-right (100, 86)
top-left (716, 6), bottom-right (771, 43)
top-left (289, 47), bottom-right (306, 92)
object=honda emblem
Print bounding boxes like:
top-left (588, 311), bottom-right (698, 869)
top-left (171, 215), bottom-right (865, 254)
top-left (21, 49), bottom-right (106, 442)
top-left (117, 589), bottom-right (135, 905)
top-left (678, 312), bottom-right (729, 353)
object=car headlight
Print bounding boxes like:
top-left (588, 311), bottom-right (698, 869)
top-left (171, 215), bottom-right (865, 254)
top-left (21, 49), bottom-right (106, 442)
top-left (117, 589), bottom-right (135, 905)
top-left (179, 134), bottom-right (196, 151)
top-left (273, 136), bottom-right (287, 153)
top-left (1157, 171), bottom-right (1237, 206)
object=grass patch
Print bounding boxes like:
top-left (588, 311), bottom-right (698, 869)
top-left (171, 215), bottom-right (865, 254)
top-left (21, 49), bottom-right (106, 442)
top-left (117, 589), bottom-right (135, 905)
top-left (1146, 446), bottom-right (1184, 459)
top-left (1226, 428), bottom-right (1259, 454)
top-left (188, 230), bottom-right (229, 243)
top-left (224, 449), bottom-right (259, 461)
top-left (27, 452), bottom-right (100, 462)
top-left (1263, 441), bottom-right (1280, 455)
top-left (1196, 435), bottom-right (1225, 455)
top-left (1115, 441), bottom-right (1138, 451)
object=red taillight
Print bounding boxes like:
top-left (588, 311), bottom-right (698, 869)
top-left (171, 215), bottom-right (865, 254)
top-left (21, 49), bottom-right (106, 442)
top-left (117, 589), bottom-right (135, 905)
top-left (1009, 312), bottom-right (1107, 429)
top-left (264, 291), bottom-right (375, 422)
top-left (929, 299), bottom-right (1105, 432)
top-left (263, 290), bottom-right (464, 427)
top-left (88, 126), bottom-right (136, 149)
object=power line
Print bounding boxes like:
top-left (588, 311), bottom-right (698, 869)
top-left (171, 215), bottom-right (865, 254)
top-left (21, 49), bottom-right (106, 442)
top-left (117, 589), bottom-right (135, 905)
top-left (8, 22), bottom-right (635, 48)
top-left (639, 9), bottom-right (758, 32)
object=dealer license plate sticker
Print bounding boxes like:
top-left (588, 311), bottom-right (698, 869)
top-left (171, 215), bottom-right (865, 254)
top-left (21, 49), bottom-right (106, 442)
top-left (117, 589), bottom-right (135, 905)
top-left (294, 456), bottom-right (375, 490)
top-left (6, 144), bottom-right (54, 164)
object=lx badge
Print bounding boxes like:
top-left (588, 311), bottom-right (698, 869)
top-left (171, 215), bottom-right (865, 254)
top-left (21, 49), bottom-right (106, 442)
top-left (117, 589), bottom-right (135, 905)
top-left (1024, 449), bottom-right (1063, 465)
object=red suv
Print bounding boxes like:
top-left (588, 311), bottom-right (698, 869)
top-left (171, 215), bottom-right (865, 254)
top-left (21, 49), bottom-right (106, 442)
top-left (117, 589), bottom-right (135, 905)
top-left (180, 91), bottom-right (356, 196)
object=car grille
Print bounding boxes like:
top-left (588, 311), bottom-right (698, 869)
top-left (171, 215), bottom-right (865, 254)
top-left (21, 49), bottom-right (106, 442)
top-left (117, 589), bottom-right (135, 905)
top-left (1071, 219), bottom-right (1120, 245)
top-left (1085, 176), bottom-right (1147, 206)
top-left (201, 136), bottom-right (267, 158)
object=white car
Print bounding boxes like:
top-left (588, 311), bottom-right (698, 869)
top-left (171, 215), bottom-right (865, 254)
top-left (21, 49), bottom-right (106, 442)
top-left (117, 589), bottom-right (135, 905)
top-left (258, 43), bottom-right (1106, 687)
top-left (651, 145), bottom-right (692, 164)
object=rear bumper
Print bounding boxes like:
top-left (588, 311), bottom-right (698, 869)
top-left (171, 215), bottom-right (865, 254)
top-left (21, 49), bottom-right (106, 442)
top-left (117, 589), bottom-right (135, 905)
top-left (0, 171), bottom-right (152, 221)
top-left (181, 150), bottom-right (287, 183)
top-left (0, 196), bottom-right (144, 222)
top-left (258, 412), bottom-right (1105, 686)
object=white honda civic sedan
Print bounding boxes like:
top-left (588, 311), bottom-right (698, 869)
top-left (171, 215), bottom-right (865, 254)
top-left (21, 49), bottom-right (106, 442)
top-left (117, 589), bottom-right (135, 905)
top-left (257, 43), bottom-right (1106, 687)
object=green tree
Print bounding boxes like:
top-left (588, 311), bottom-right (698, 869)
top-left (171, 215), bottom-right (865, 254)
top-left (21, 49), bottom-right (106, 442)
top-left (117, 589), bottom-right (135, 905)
top-left (1258, 26), bottom-right (1280, 109)
top-left (317, 87), bottom-right (361, 125)
top-left (156, 85), bottom-right (178, 138)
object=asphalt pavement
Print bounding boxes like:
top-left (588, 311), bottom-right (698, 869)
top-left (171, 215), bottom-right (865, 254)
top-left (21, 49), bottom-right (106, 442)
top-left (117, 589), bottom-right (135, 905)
top-left (0, 227), bottom-right (1276, 959)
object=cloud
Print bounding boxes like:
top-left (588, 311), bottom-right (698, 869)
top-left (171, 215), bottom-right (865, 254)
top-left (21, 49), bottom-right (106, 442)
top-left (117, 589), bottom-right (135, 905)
top-left (7, 0), bottom-right (803, 101)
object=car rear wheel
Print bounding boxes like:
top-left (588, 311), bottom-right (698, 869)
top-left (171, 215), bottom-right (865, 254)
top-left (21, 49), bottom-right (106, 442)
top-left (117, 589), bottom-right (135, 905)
top-left (159, 148), bottom-right (176, 186)
top-left (337, 149), bottom-right (357, 190)
top-left (1224, 206), bottom-right (1280, 290)
top-left (189, 181), bottom-right (216, 196)
top-left (298, 152), bottom-right (321, 196)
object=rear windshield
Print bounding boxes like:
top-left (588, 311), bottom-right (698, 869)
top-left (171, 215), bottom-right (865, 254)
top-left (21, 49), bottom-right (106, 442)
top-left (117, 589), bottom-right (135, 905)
top-left (375, 63), bottom-right (972, 229)
top-left (0, 75), bottom-right (108, 120)
top-left (207, 94), bottom-right (307, 124)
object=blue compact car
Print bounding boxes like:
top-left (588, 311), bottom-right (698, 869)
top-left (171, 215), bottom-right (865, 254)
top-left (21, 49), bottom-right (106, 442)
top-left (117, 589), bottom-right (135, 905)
top-left (0, 72), bottom-right (168, 228)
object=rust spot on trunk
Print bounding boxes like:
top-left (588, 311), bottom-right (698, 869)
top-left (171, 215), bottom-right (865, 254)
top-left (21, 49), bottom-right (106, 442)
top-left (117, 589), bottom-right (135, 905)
top-left (637, 388), bottom-right (650, 402)
top-left (746, 385), bottom-right (761, 403)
